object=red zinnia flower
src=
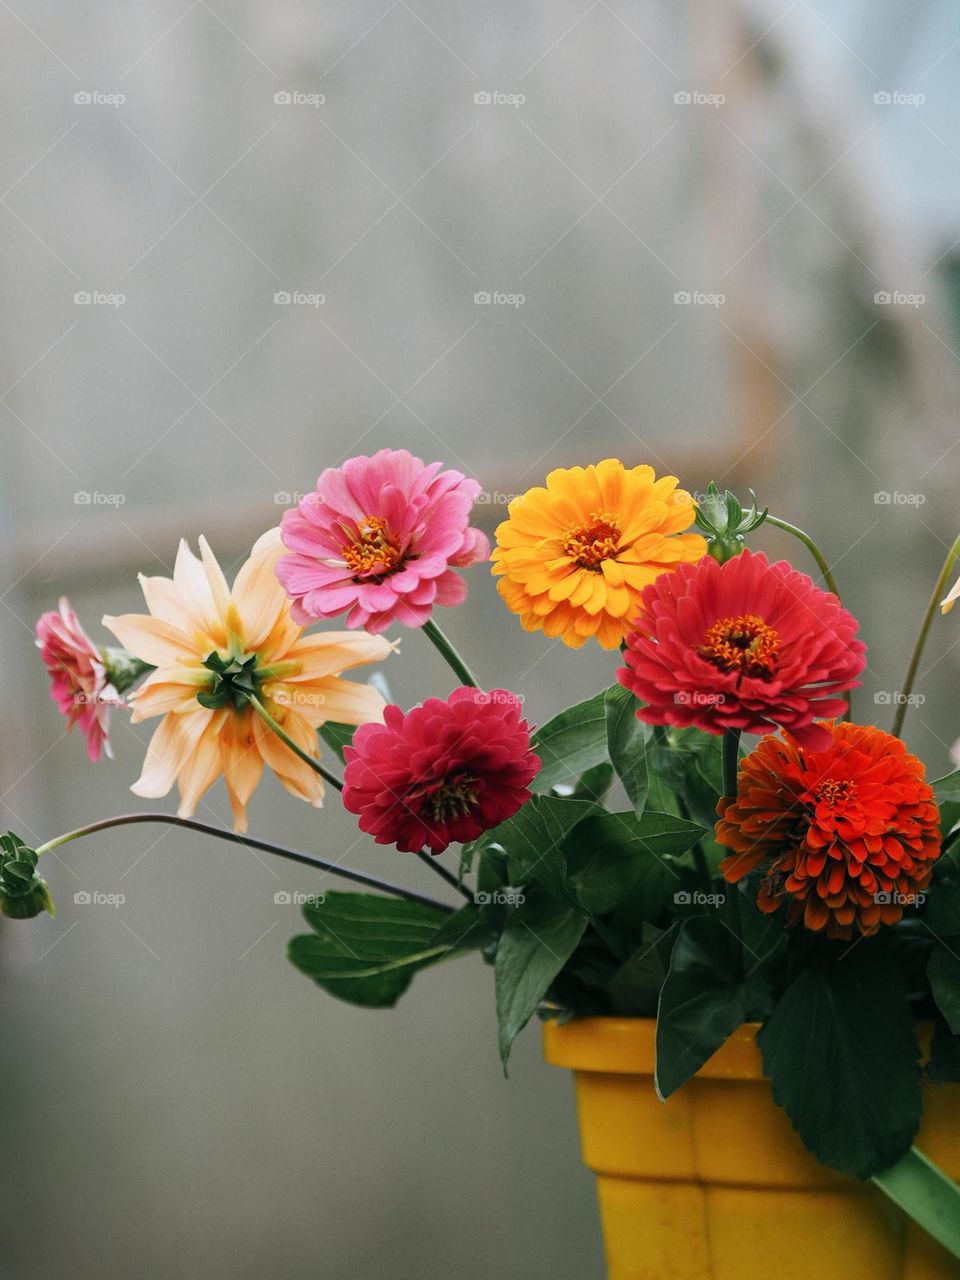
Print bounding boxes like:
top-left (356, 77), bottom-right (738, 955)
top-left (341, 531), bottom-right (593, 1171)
top-left (343, 688), bottom-right (540, 854)
top-left (617, 550), bottom-right (865, 750)
top-left (716, 721), bottom-right (941, 939)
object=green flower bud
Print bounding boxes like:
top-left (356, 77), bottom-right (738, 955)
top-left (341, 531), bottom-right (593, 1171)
top-left (0, 833), bottom-right (55, 920)
top-left (694, 481), bottom-right (768, 562)
top-left (100, 648), bottom-right (154, 695)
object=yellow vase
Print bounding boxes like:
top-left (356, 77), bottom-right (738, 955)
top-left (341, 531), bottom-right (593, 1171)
top-left (543, 1017), bottom-right (960, 1280)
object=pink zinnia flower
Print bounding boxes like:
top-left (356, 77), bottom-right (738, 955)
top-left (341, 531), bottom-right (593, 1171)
top-left (36, 598), bottom-right (120, 761)
top-left (617, 550), bottom-right (865, 751)
top-left (343, 687), bottom-right (540, 854)
top-left (276, 449), bottom-right (490, 633)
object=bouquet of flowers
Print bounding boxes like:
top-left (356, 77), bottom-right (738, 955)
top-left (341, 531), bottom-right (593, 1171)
top-left (15, 452), bottom-right (960, 1247)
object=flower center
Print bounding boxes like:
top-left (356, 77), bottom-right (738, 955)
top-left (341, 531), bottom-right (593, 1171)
top-left (563, 512), bottom-right (621, 571)
top-left (342, 516), bottom-right (403, 580)
top-left (813, 778), bottom-right (856, 807)
top-left (700, 613), bottom-right (780, 679)
top-left (424, 775), bottom-right (479, 825)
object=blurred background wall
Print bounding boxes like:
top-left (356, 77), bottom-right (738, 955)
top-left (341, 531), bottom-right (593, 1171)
top-left (2, 2), bottom-right (960, 1276)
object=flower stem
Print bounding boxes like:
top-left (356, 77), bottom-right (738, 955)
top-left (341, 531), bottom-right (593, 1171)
top-left (415, 850), bottom-right (473, 902)
top-left (34, 813), bottom-right (454, 912)
top-left (722, 729), bottom-right (744, 981)
top-left (422, 619), bottom-right (479, 688)
top-left (892, 532), bottom-right (960, 738)
top-left (765, 515), bottom-right (840, 598)
top-left (765, 514), bottom-right (852, 718)
top-left (248, 694), bottom-right (344, 792)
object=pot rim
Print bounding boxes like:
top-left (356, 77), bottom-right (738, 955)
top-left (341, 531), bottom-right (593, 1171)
top-left (542, 1016), bottom-right (765, 1079)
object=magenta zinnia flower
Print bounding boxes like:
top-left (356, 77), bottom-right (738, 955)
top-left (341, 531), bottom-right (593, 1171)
top-left (276, 449), bottom-right (490, 633)
top-left (343, 687), bottom-right (540, 854)
top-left (617, 550), bottom-right (865, 751)
top-left (36, 598), bottom-right (121, 761)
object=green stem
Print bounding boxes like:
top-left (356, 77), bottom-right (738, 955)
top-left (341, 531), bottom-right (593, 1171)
top-left (892, 532), bottom-right (960, 738)
top-left (422, 619), bottom-right (479, 688)
top-left (722, 729), bottom-right (743, 981)
top-left (765, 514), bottom-right (852, 718)
top-left (248, 694), bottom-right (344, 792)
top-left (416, 850), bottom-right (473, 902)
top-left (765, 515), bottom-right (840, 598)
top-left (34, 813), bottom-right (454, 912)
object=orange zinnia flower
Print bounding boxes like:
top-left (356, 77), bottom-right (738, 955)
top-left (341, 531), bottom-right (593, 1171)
top-left (104, 530), bottom-right (393, 832)
top-left (717, 721), bottom-right (941, 939)
top-left (491, 460), bottom-right (706, 649)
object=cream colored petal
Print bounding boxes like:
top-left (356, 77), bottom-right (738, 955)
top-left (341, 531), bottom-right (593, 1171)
top-left (252, 710), bottom-right (324, 806)
top-left (198, 536), bottom-right (232, 619)
top-left (173, 539), bottom-right (225, 643)
top-left (231, 527), bottom-right (289, 652)
top-left (176, 710), bottom-right (228, 818)
top-left (220, 710), bottom-right (264, 808)
top-left (137, 574), bottom-right (192, 630)
top-left (104, 613), bottom-right (196, 668)
top-left (285, 632), bottom-right (396, 681)
top-left (131, 709), bottom-right (212, 798)
top-left (129, 679), bottom-right (201, 723)
top-left (941, 574), bottom-right (960, 614)
top-left (311, 677), bottom-right (388, 727)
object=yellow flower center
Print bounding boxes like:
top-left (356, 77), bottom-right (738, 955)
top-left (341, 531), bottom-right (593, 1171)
top-left (700, 613), bottom-right (780, 679)
top-left (342, 517), bottom-right (403, 580)
top-left (813, 778), bottom-right (856, 807)
top-left (563, 512), bottom-right (622, 571)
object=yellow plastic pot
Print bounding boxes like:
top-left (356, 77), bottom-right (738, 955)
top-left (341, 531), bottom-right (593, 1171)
top-left (544, 1017), bottom-right (960, 1280)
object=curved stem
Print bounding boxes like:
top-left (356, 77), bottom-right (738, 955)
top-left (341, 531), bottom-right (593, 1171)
top-left (35, 813), bottom-right (454, 913)
top-left (422, 619), bottom-right (479, 688)
top-left (892, 531), bottom-right (960, 738)
top-left (765, 515), bottom-right (840, 598)
top-left (248, 694), bottom-right (344, 792)
top-left (415, 850), bottom-right (472, 902)
top-left (722, 729), bottom-right (743, 981)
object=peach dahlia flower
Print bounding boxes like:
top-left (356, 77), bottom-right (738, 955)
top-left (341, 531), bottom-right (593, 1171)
top-left (104, 530), bottom-right (393, 832)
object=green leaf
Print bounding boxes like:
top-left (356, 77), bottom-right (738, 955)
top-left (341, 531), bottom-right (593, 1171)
top-left (655, 915), bottom-right (770, 1098)
top-left (929, 946), bottom-right (960, 1034)
top-left (927, 1020), bottom-right (960, 1082)
top-left (565, 810), bottom-right (706, 918)
top-left (495, 893), bottom-right (588, 1065)
top-left (288, 892), bottom-right (454, 1008)
top-left (758, 940), bottom-right (922, 1179)
top-left (933, 770), bottom-right (960, 839)
top-left (606, 926), bottom-right (676, 1016)
top-left (649, 727), bottom-right (724, 831)
top-left (531, 691), bottom-right (609, 792)
top-left (489, 794), bottom-right (599, 896)
top-left (318, 722), bottom-right (355, 762)
top-left (553, 761), bottom-right (615, 804)
top-left (873, 1146), bottom-right (960, 1263)
top-left (604, 684), bottom-right (650, 816)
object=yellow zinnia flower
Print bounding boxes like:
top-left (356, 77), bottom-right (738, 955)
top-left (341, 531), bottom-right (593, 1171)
top-left (104, 529), bottom-right (393, 832)
top-left (492, 460), bottom-right (707, 649)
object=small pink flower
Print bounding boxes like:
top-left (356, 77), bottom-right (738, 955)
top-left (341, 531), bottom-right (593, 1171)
top-left (36, 598), bottom-right (120, 761)
top-left (343, 687), bottom-right (540, 854)
top-left (276, 449), bottom-right (490, 633)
